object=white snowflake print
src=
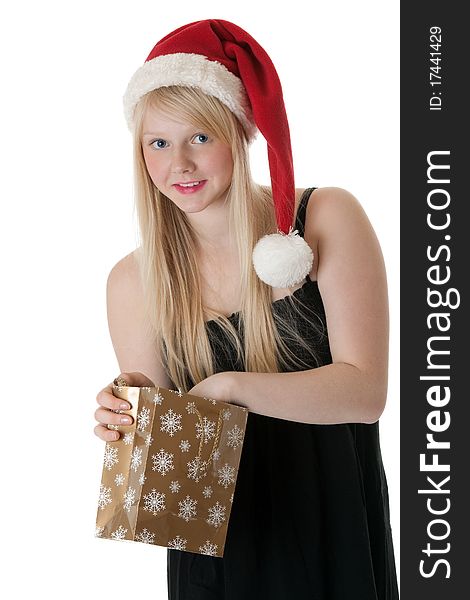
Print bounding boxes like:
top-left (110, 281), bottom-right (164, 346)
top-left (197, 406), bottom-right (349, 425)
top-left (152, 448), bottom-right (175, 476)
top-left (123, 432), bottom-right (134, 445)
top-left (138, 472), bottom-right (146, 486)
top-left (206, 501), bottom-right (226, 528)
top-left (178, 495), bottom-right (198, 522)
top-left (186, 401), bottom-right (197, 414)
top-left (143, 489), bottom-right (166, 516)
top-left (168, 535), bottom-right (187, 550)
top-left (230, 492), bottom-right (234, 504)
top-left (212, 448), bottom-right (221, 462)
top-left (187, 456), bottom-right (208, 483)
top-left (123, 487), bottom-right (137, 512)
top-left (176, 389), bottom-right (183, 397)
top-left (142, 386), bottom-right (152, 392)
top-left (130, 446), bottom-right (143, 472)
top-left (95, 525), bottom-right (105, 537)
top-left (160, 408), bottom-right (183, 437)
top-left (153, 392), bottom-right (163, 405)
top-left (221, 408), bottom-right (232, 421)
top-left (195, 416), bottom-right (216, 444)
top-left (169, 480), bottom-right (181, 494)
top-left (111, 525), bottom-right (127, 540)
top-left (103, 444), bottom-right (119, 470)
top-left (145, 433), bottom-right (153, 447)
top-left (137, 406), bottom-right (151, 431)
top-left (199, 540), bottom-right (219, 556)
top-left (203, 486), bottom-right (213, 499)
top-left (227, 424), bottom-right (244, 450)
top-left (207, 398), bottom-right (217, 405)
top-left (98, 484), bottom-right (112, 510)
top-left (179, 439), bottom-right (191, 452)
top-left (135, 528), bottom-right (155, 544)
top-left (114, 473), bottom-right (125, 486)
top-left (217, 463), bottom-right (236, 489)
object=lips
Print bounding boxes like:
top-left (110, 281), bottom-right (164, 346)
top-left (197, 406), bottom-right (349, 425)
top-left (173, 180), bottom-right (207, 194)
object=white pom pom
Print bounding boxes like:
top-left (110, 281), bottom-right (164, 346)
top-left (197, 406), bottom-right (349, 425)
top-left (252, 230), bottom-right (314, 288)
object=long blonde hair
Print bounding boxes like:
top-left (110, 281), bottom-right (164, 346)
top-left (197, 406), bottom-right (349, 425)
top-left (132, 86), bottom-right (322, 391)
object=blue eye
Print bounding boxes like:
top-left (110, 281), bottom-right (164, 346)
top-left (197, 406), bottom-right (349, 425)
top-left (151, 139), bottom-right (168, 149)
top-left (193, 134), bottom-right (209, 144)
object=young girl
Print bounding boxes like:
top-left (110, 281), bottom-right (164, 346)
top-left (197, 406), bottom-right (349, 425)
top-left (94, 19), bottom-right (399, 600)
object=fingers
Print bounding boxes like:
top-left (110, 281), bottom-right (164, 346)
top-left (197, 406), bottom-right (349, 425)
top-left (94, 372), bottom-right (154, 443)
top-left (96, 383), bottom-right (131, 412)
top-left (94, 423), bottom-right (121, 442)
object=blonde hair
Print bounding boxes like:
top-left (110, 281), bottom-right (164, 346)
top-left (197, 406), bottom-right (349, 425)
top-left (132, 86), bottom-right (322, 391)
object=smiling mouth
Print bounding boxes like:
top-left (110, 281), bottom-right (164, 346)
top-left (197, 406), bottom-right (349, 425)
top-left (175, 180), bottom-right (203, 187)
top-left (173, 180), bottom-right (207, 193)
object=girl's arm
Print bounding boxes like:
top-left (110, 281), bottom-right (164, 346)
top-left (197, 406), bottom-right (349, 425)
top-left (226, 187), bottom-right (389, 425)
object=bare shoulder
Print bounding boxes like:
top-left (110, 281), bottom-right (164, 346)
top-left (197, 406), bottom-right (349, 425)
top-left (107, 250), bottom-right (141, 290)
top-left (304, 187), bottom-right (380, 253)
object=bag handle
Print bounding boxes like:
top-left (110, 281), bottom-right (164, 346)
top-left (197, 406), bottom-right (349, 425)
top-left (192, 406), bottom-right (223, 480)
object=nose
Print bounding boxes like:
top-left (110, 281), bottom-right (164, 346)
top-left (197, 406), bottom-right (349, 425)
top-left (170, 146), bottom-right (196, 174)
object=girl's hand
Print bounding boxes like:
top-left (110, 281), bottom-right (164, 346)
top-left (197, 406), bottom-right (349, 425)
top-left (187, 372), bottom-right (236, 404)
top-left (94, 371), bottom-right (154, 442)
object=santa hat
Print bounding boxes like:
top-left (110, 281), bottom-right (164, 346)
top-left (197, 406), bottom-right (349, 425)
top-left (123, 18), bottom-right (313, 288)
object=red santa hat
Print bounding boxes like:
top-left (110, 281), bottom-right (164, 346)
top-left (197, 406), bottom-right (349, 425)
top-left (123, 18), bottom-right (313, 288)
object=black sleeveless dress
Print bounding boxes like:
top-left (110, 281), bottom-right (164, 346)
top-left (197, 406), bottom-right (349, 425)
top-left (167, 188), bottom-right (399, 600)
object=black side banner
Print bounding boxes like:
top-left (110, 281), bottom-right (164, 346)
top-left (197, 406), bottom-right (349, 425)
top-left (401, 3), bottom-right (468, 598)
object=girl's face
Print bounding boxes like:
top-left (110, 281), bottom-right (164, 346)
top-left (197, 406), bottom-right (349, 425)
top-left (141, 106), bottom-right (234, 215)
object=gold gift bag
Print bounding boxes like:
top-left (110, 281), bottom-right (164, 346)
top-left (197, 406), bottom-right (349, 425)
top-left (95, 380), bottom-right (249, 557)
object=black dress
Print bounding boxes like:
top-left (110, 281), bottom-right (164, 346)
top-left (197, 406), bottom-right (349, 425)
top-left (167, 188), bottom-right (399, 599)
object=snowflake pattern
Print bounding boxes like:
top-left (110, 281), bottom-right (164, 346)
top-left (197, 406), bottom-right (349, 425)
top-left (123, 487), bottom-right (136, 512)
top-left (130, 446), bottom-right (143, 472)
top-left (195, 416), bottom-right (216, 444)
top-left (153, 392), bottom-right (164, 405)
top-left (227, 424), bottom-right (244, 450)
top-left (103, 444), bottom-right (119, 470)
top-left (169, 480), bottom-right (181, 494)
top-left (199, 540), bottom-right (218, 556)
top-left (123, 432), bottom-right (134, 445)
top-left (98, 484), bottom-right (112, 510)
top-left (111, 524), bottom-right (127, 540)
top-left (143, 489), bottom-right (166, 515)
top-left (217, 463), bottom-right (236, 489)
top-left (114, 473), bottom-right (125, 486)
top-left (137, 406), bottom-right (151, 432)
top-left (168, 535), bottom-right (187, 550)
top-left (206, 501), bottom-right (226, 527)
top-left (178, 495), bottom-right (198, 522)
top-left (187, 456), bottom-right (208, 483)
top-left (160, 409), bottom-right (183, 437)
top-left (95, 525), bottom-right (105, 537)
top-left (136, 528), bottom-right (155, 544)
top-left (186, 401), bottom-right (197, 414)
top-left (203, 486), bottom-right (213, 499)
top-left (151, 448), bottom-right (175, 475)
top-left (221, 408), bottom-right (232, 421)
top-left (97, 387), bottom-right (247, 556)
top-left (179, 439), bottom-right (191, 452)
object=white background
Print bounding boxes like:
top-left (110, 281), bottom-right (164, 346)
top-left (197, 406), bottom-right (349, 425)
top-left (0, 0), bottom-right (399, 597)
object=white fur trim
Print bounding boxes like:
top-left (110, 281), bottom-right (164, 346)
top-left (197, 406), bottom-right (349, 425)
top-left (123, 53), bottom-right (257, 139)
top-left (252, 231), bottom-right (314, 288)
